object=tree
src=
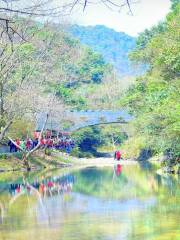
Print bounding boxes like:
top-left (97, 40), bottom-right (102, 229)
top-left (0, 20), bottom-right (46, 141)
top-left (121, 3), bottom-right (180, 162)
top-left (0, 21), bottom-right (71, 142)
top-left (171, 0), bottom-right (180, 10)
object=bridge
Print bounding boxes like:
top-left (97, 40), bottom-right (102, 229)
top-left (36, 110), bottom-right (133, 132)
top-left (68, 110), bottom-right (132, 131)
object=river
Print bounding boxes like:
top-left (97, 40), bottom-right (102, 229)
top-left (0, 163), bottom-right (179, 240)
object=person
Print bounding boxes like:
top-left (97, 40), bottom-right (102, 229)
top-left (26, 138), bottom-right (32, 151)
top-left (20, 140), bottom-right (25, 151)
top-left (114, 150), bottom-right (121, 161)
top-left (32, 138), bottom-right (38, 149)
top-left (15, 139), bottom-right (20, 151)
top-left (40, 138), bottom-right (46, 148)
top-left (8, 140), bottom-right (17, 152)
top-left (65, 141), bottom-right (72, 154)
top-left (47, 138), bottom-right (53, 149)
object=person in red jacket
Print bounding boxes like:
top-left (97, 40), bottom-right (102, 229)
top-left (40, 138), bottom-right (46, 148)
top-left (114, 150), bottom-right (121, 161)
top-left (15, 139), bottom-right (20, 151)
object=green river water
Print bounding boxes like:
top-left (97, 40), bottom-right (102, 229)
top-left (0, 163), bottom-right (179, 240)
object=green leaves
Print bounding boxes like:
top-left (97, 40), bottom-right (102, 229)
top-left (78, 48), bottom-right (107, 84)
top-left (121, 4), bottom-right (180, 159)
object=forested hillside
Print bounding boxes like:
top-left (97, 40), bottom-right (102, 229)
top-left (69, 25), bottom-right (137, 76)
top-left (0, 19), bottom-right (115, 141)
top-left (120, 1), bottom-right (180, 168)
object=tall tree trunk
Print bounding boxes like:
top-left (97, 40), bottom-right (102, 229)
top-left (22, 154), bottom-right (31, 171)
top-left (0, 81), bottom-right (4, 118)
top-left (111, 136), bottom-right (115, 150)
top-left (0, 120), bottom-right (13, 142)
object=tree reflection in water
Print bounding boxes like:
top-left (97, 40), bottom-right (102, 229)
top-left (0, 173), bottom-right (75, 223)
top-left (0, 166), bottom-right (179, 240)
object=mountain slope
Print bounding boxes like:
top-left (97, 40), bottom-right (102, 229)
top-left (69, 25), bottom-right (137, 76)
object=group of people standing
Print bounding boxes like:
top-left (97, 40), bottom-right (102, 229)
top-left (8, 138), bottom-right (38, 152)
top-left (8, 136), bottom-right (75, 154)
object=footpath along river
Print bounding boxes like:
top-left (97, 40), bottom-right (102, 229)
top-left (0, 162), bottom-right (179, 240)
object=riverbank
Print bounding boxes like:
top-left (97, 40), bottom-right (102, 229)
top-left (0, 151), bottom-right (72, 172)
top-left (0, 150), bottom-right (179, 175)
top-left (0, 150), bottom-right (138, 172)
top-left (70, 156), bottom-right (138, 167)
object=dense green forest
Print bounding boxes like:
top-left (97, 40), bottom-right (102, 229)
top-left (69, 25), bottom-right (138, 76)
top-left (120, 1), bottom-right (180, 167)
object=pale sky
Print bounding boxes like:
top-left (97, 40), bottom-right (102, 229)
top-left (69, 0), bottom-right (171, 36)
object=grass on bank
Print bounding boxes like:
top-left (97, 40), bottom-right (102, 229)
top-left (0, 150), bottom-right (72, 172)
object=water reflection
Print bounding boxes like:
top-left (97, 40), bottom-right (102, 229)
top-left (114, 164), bottom-right (122, 177)
top-left (0, 165), bottom-right (179, 240)
top-left (9, 174), bottom-right (75, 197)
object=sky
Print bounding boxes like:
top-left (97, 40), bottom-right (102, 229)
top-left (69, 0), bottom-right (171, 36)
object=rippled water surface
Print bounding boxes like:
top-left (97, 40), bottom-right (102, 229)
top-left (0, 163), bottom-right (179, 240)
